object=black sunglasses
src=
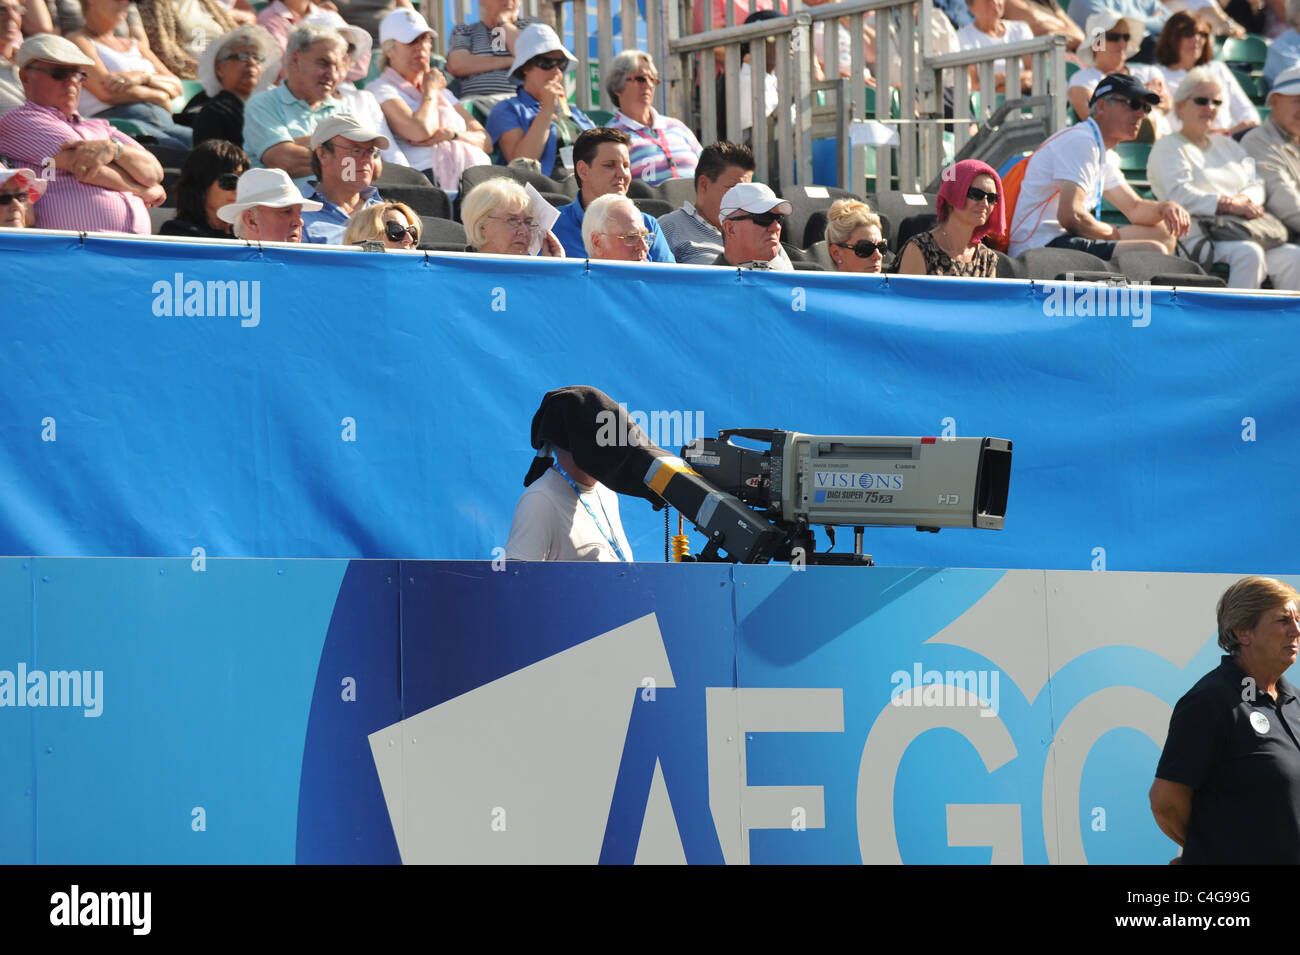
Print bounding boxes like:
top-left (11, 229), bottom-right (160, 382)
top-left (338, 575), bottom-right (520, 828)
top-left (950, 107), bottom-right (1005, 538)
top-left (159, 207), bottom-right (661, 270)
top-left (385, 220), bottom-right (418, 241)
top-left (216, 172), bottom-right (241, 190)
top-left (966, 185), bottom-right (998, 204)
top-left (1109, 95), bottom-right (1152, 114)
top-left (0, 192), bottom-right (29, 205)
top-left (835, 238), bottom-right (888, 257)
top-left (27, 65), bottom-right (88, 82)
top-left (1191, 95), bottom-right (1223, 107)
top-left (1104, 31), bottom-right (1130, 43)
top-left (732, 211), bottom-right (786, 228)
top-left (532, 55), bottom-right (569, 71)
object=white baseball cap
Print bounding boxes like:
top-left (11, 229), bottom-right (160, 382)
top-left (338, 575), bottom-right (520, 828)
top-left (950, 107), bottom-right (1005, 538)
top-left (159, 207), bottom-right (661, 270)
top-left (309, 113), bottom-right (390, 150)
top-left (1271, 64), bottom-right (1300, 97)
top-left (509, 24), bottom-right (577, 80)
top-left (16, 34), bottom-right (95, 68)
top-left (719, 181), bottom-right (792, 220)
top-left (379, 8), bottom-right (435, 45)
top-left (217, 168), bottom-right (323, 224)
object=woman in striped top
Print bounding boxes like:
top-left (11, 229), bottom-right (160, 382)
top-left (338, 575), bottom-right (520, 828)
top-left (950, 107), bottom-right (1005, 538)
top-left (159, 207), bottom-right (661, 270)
top-left (606, 50), bottom-right (702, 187)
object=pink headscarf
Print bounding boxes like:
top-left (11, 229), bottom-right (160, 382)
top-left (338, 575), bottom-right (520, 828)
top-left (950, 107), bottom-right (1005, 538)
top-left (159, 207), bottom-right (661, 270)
top-left (935, 159), bottom-right (1005, 247)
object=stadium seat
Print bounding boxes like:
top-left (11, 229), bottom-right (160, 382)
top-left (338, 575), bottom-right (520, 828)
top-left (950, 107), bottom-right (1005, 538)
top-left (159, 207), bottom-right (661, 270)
top-left (1017, 247), bottom-right (1116, 281)
top-left (418, 216), bottom-right (467, 246)
top-left (377, 163), bottom-right (434, 186)
top-left (1111, 250), bottom-right (1223, 286)
top-left (626, 179), bottom-right (656, 198)
top-left (792, 260), bottom-right (826, 271)
top-left (144, 143), bottom-right (190, 168)
top-left (805, 240), bottom-right (835, 270)
top-left (1114, 141), bottom-right (1152, 193)
top-left (871, 192), bottom-right (938, 248)
top-left (631, 196), bottom-right (673, 218)
top-left (1231, 67), bottom-right (1270, 105)
top-left (161, 167), bottom-right (181, 205)
top-left (377, 183), bottom-right (451, 218)
top-left (654, 177), bottom-right (696, 210)
top-left (992, 250), bottom-right (1019, 278)
top-left (781, 242), bottom-right (806, 262)
top-left (1220, 34), bottom-right (1268, 71)
top-left (781, 184), bottom-right (867, 249)
top-left (586, 109), bottom-right (616, 126)
top-left (459, 94), bottom-right (512, 126)
top-left (106, 117), bottom-right (148, 138)
top-left (896, 213), bottom-right (937, 251)
top-left (459, 164), bottom-right (577, 200)
top-left (149, 206), bottom-right (173, 234)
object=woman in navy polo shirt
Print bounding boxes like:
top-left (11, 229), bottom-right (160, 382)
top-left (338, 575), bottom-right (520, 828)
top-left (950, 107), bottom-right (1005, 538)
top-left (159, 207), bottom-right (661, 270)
top-left (1151, 576), bottom-right (1300, 864)
top-left (485, 23), bottom-right (593, 180)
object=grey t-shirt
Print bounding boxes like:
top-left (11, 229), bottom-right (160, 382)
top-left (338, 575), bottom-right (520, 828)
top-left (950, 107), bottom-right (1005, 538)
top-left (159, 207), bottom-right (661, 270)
top-left (448, 16), bottom-right (540, 97)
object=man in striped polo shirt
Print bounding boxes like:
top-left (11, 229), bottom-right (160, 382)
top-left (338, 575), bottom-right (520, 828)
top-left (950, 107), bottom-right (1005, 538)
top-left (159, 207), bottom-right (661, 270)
top-left (0, 34), bottom-right (164, 234)
top-left (446, 0), bottom-right (540, 97)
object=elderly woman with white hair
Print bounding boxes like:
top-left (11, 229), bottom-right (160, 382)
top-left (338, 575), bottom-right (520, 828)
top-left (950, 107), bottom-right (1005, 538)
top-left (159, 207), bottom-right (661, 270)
top-left (462, 176), bottom-right (564, 256)
top-left (581, 193), bottom-right (651, 261)
top-left (604, 49), bottom-right (701, 186)
top-left (367, 7), bottom-right (491, 192)
top-left (1148, 66), bottom-right (1300, 289)
top-left (1068, 11), bottom-right (1172, 135)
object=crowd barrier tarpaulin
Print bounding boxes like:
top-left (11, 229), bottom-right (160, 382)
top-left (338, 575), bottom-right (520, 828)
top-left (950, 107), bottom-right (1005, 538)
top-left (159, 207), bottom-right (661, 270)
top-left (2, 232), bottom-right (1297, 571)
top-left (0, 558), bottom-right (1260, 864)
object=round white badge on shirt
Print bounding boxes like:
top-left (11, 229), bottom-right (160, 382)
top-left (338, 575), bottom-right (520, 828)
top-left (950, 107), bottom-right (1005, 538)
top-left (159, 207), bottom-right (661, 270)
top-left (1250, 711), bottom-right (1270, 735)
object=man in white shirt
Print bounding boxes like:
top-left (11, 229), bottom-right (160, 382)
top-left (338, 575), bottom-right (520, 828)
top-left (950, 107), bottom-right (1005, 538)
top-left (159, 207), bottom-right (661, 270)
top-left (505, 446), bottom-right (633, 561)
top-left (505, 388), bottom-right (637, 562)
top-left (1008, 72), bottom-right (1189, 258)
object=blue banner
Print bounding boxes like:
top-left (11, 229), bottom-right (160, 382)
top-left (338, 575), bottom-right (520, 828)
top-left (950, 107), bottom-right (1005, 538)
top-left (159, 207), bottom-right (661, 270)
top-left (2, 232), bottom-right (1295, 572)
top-left (0, 558), bottom-right (1250, 864)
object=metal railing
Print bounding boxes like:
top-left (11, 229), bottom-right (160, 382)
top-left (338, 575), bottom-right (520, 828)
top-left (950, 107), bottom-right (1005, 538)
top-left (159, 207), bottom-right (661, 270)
top-left (430, 0), bottom-right (1069, 193)
top-left (665, 0), bottom-right (1069, 192)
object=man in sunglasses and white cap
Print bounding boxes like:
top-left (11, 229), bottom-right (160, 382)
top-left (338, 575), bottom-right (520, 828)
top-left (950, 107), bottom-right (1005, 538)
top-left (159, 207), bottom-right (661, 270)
top-left (712, 180), bottom-right (795, 270)
top-left (0, 162), bottom-right (46, 228)
top-left (300, 112), bottom-right (389, 243)
top-left (1243, 65), bottom-right (1300, 237)
top-left (218, 166), bottom-right (322, 242)
top-left (1008, 71), bottom-right (1189, 259)
top-left (0, 34), bottom-right (165, 234)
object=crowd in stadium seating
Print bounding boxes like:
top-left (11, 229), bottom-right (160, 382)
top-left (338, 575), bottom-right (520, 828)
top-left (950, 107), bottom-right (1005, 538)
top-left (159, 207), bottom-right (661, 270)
top-left (2, 0), bottom-right (1300, 289)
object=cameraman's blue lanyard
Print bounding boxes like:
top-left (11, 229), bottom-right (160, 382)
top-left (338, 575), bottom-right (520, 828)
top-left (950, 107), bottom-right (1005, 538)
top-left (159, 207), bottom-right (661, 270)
top-left (553, 463), bottom-right (628, 562)
top-left (1085, 117), bottom-right (1105, 217)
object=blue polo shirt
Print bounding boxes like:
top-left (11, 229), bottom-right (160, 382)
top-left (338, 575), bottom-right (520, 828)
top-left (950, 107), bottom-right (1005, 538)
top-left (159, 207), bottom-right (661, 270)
top-left (485, 89), bottom-right (594, 178)
top-left (551, 197), bottom-right (675, 261)
top-left (1156, 655), bottom-right (1300, 864)
top-left (301, 182), bottom-right (382, 245)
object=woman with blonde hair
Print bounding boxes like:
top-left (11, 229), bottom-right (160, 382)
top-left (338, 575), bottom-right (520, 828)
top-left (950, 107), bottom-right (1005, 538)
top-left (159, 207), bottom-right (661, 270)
top-left (825, 198), bottom-right (887, 273)
top-left (342, 201), bottom-right (422, 250)
top-left (367, 8), bottom-right (491, 194)
top-left (461, 177), bottom-right (564, 256)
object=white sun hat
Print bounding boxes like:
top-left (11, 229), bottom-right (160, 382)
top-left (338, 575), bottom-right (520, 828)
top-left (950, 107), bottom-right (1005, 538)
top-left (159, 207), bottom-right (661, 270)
top-left (217, 168), bottom-right (323, 224)
top-left (508, 23), bottom-right (577, 81)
